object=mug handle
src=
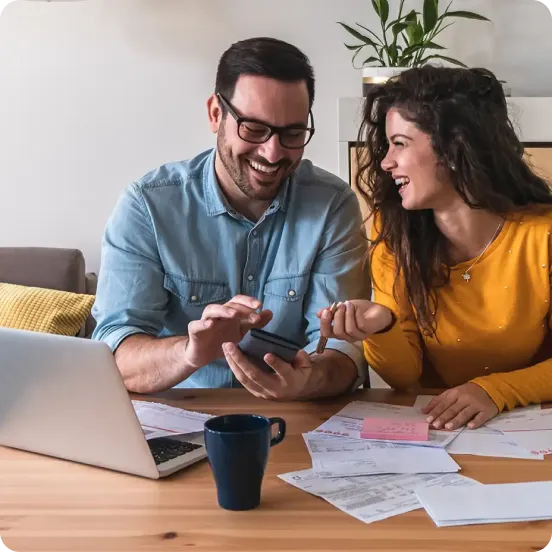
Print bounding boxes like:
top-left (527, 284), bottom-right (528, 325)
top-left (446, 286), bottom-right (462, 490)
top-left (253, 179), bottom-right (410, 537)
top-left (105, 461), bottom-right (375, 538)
top-left (269, 417), bottom-right (286, 446)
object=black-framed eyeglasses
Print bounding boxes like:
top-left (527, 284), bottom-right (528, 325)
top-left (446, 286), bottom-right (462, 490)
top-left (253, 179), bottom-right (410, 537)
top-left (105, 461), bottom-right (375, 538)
top-left (217, 93), bottom-right (315, 149)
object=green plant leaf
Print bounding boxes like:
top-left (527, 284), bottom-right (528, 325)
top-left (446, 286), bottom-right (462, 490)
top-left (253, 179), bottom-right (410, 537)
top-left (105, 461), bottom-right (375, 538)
top-left (392, 22), bottom-right (410, 37)
top-left (423, 0), bottom-right (438, 33)
top-left (351, 46), bottom-right (367, 68)
top-left (355, 22), bottom-right (384, 44)
top-left (372, 0), bottom-right (390, 24)
top-left (386, 11), bottom-right (418, 30)
top-left (413, 23), bottom-right (424, 43)
top-left (361, 56), bottom-right (384, 66)
top-left (439, 10), bottom-right (490, 21)
top-left (337, 22), bottom-right (379, 47)
top-left (420, 54), bottom-right (468, 67)
top-left (397, 54), bottom-right (414, 66)
top-left (402, 43), bottom-right (423, 56)
top-left (405, 9), bottom-right (418, 24)
top-left (344, 44), bottom-right (363, 50)
top-left (404, 11), bottom-right (421, 45)
top-left (388, 43), bottom-right (399, 64)
top-left (425, 41), bottom-right (445, 49)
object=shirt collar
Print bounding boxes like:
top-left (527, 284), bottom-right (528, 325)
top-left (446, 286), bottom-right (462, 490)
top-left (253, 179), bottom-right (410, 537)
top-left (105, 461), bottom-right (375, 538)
top-left (204, 149), bottom-right (229, 217)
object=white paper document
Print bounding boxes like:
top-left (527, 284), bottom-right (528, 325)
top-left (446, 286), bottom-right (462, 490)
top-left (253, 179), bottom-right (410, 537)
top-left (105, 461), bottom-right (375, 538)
top-left (279, 469), bottom-right (479, 525)
top-left (446, 426), bottom-right (542, 459)
top-left (304, 433), bottom-right (461, 478)
top-left (132, 400), bottom-right (213, 440)
top-left (507, 431), bottom-right (552, 457)
top-left (313, 401), bottom-right (462, 448)
top-left (416, 481), bottom-right (552, 527)
top-left (486, 406), bottom-right (552, 456)
top-left (486, 405), bottom-right (548, 431)
top-left (414, 395), bottom-right (546, 459)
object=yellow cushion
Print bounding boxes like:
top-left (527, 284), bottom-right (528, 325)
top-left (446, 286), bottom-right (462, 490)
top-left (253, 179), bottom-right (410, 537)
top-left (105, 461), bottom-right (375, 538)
top-left (0, 283), bottom-right (95, 336)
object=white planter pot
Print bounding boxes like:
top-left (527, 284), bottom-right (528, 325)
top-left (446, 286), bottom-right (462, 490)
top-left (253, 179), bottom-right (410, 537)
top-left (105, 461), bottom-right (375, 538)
top-left (362, 67), bottom-right (407, 96)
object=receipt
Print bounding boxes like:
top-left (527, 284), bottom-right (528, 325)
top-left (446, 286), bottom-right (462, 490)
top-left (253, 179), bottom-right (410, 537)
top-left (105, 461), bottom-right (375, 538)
top-left (279, 469), bottom-right (480, 525)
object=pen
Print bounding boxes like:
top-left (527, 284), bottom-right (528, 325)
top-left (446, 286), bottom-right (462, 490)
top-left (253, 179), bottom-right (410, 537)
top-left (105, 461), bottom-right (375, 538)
top-left (316, 302), bottom-right (338, 354)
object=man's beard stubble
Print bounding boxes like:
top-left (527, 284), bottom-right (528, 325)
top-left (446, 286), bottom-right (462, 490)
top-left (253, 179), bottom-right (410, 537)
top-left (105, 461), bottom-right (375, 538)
top-left (216, 123), bottom-right (298, 202)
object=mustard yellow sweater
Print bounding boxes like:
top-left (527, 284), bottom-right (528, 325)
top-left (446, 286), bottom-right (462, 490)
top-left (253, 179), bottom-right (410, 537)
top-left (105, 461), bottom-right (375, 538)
top-left (364, 211), bottom-right (552, 412)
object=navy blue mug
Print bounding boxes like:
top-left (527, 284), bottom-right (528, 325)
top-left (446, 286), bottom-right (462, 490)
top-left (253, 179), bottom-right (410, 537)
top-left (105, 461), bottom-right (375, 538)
top-left (204, 414), bottom-right (286, 511)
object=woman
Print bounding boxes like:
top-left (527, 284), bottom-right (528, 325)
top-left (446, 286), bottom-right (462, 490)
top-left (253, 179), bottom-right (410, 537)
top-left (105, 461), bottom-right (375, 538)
top-left (319, 65), bottom-right (552, 430)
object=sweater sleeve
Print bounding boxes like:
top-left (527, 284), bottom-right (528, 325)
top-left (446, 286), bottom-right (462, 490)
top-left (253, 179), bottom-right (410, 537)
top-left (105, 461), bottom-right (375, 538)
top-left (471, 225), bottom-right (552, 412)
top-left (363, 220), bottom-right (423, 389)
top-left (471, 359), bottom-right (552, 412)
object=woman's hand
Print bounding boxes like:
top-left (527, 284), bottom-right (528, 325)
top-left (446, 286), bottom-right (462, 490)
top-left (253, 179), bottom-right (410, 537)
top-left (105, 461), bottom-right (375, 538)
top-left (422, 382), bottom-right (499, 430)
top-left (316, 300), bottom-right (394, 342)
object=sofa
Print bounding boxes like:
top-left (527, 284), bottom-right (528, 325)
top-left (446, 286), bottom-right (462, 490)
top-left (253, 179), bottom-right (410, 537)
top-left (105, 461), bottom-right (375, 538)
top-left (0, 247), bottom-right (97, 337)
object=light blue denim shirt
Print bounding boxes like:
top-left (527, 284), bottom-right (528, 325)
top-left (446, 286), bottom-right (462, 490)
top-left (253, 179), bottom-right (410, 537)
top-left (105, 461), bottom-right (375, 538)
top-left (92, 148), bottom-right (370, 388)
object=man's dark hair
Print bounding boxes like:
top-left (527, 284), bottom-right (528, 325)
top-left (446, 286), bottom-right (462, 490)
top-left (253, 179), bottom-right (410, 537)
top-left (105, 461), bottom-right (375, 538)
top-left (215, 37), bottom-right (315, 108)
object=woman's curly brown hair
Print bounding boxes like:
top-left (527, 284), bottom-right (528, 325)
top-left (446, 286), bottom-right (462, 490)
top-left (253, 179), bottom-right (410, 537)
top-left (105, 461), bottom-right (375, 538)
top-left (356, 65), bottom-right (552, 338)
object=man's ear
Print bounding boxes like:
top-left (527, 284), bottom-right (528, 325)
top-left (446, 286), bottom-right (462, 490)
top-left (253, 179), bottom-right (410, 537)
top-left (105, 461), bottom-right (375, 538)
top-left (207, 94), bottom-right (223, 134)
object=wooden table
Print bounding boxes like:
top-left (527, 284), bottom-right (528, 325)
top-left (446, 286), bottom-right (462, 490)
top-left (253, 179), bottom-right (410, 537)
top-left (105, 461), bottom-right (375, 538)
top-left (1, 389), bottom-right (551, 552)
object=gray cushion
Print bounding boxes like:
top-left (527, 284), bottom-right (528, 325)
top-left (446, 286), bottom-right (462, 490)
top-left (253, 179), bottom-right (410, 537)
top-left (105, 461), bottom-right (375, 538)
top-left (0, 247), bottom-right (86, 293)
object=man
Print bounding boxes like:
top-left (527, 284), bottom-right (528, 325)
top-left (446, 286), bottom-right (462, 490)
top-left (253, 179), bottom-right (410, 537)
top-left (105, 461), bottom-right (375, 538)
top-left (92, 37), bottom-right (370, 399)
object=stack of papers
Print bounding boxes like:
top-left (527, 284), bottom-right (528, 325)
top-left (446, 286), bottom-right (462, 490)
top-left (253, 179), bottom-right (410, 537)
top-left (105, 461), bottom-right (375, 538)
top-left (415, 481), bottom-right (552, 527)
top-left (313, 401), bottom-right (463, 448)
top-left (486, 405), bottom-right (552, 457)
top-left (303, 400), bottom-right (462, 478)
top-left (132, 400), bottom-right (213, 440)
top-left (280, 396), bottom-right (552, 527)
top-left (303, 433), bottom-right (460, 478)
top-left (280, 398), bottom-right (467, 525)
top-left (415, 395), bottom-right (552, 459)
top-left (279, 470), bottom-right (480, 525)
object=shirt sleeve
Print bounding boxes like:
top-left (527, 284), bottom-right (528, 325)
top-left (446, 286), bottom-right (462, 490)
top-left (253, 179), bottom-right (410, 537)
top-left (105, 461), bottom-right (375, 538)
top-left (91, 182), bottom-right (169, 351)
top-left (362, 217), bottom-right (424, 389)
top-left (301, 188), bottom-right (370, 388)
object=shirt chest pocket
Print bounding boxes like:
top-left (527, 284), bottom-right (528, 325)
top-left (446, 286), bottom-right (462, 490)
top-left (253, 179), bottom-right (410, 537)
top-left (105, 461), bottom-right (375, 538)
top-left (262, 274), bottom-right (310, 337)
top-left (164, 273), bottom-right (230, 308)
top-left (263, 274), bottom-right (310, 303)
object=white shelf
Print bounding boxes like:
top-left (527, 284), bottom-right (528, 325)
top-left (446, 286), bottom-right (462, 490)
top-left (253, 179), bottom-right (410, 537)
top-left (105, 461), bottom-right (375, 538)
top-left (337, 97), bottom-right (552, 182)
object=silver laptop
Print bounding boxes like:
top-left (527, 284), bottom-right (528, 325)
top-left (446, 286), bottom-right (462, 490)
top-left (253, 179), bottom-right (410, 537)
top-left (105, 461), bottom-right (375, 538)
top-left (0, 327), bottom-right (207, 479)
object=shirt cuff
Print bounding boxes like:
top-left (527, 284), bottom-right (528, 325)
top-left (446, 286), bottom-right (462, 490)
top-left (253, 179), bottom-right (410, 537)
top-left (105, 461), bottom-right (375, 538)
top-left (304, 338), bottom-right (367, 391)
top-left (93, 326), bottom-right (152, 352)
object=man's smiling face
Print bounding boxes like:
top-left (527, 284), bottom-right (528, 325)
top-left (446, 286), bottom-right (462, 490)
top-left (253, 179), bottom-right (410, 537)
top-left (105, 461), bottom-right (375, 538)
top-left (214, 74), bottom-right (310, 202)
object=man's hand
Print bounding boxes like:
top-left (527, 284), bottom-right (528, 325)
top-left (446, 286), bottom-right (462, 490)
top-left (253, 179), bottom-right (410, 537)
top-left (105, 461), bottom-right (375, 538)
top-left (222, 343), bottom-right (358, 401)
top-left (222, 342), bottom-right (314, 401)
top-left (317, 300), bottom-right (393, 342)
top-left (184, 295), bottom-right (272, 370)
top-left (422, 383), bottom-right (499, 430)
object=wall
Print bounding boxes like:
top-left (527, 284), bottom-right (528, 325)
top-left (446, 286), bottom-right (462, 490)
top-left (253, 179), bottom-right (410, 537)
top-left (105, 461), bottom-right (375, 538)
top-left (0, 0), bottom-right (551, 272)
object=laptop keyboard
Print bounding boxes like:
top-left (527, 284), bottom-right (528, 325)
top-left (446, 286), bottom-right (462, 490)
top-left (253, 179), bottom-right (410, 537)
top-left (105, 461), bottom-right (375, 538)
top-left (148, 437), bottom-right (203, 465)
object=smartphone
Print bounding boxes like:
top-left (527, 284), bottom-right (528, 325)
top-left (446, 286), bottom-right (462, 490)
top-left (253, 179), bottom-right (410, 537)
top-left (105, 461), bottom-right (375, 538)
top-left (238, 328), bottom-right (302, 371)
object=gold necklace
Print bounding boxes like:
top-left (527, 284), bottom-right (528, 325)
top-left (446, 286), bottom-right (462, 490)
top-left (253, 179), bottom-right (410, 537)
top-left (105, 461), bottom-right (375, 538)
top-left (461, 221), bottom-right (504, 282)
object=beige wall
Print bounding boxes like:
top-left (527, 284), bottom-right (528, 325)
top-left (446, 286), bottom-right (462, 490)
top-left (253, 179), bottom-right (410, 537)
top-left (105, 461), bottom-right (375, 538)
top-left (0, 0), bottom-right (551, 272)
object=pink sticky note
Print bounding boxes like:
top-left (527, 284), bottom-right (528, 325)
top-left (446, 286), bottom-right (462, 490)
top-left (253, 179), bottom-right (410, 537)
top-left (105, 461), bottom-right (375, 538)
top-left (360, 417), bottom-right (429, 441)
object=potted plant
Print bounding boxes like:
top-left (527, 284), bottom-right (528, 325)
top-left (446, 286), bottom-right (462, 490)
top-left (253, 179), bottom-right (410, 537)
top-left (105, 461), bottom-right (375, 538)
top-left (338, 0), bottom-right (491, 95)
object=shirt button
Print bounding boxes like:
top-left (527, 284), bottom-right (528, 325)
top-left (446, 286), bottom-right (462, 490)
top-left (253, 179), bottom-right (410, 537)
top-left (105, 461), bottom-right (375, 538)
top-left (247, 275), bottom-right (254, 282)
top-left (288, 290), bottom-right (296, 297)
top-left (252, 230), bottom-right (258, 236)
top-left (190, 295), bottom-right (198, 302)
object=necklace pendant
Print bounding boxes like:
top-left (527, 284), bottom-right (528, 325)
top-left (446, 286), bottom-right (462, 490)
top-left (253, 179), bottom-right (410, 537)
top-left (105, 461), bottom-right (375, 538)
top-left (462, 272), bottom-right (471, 282)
